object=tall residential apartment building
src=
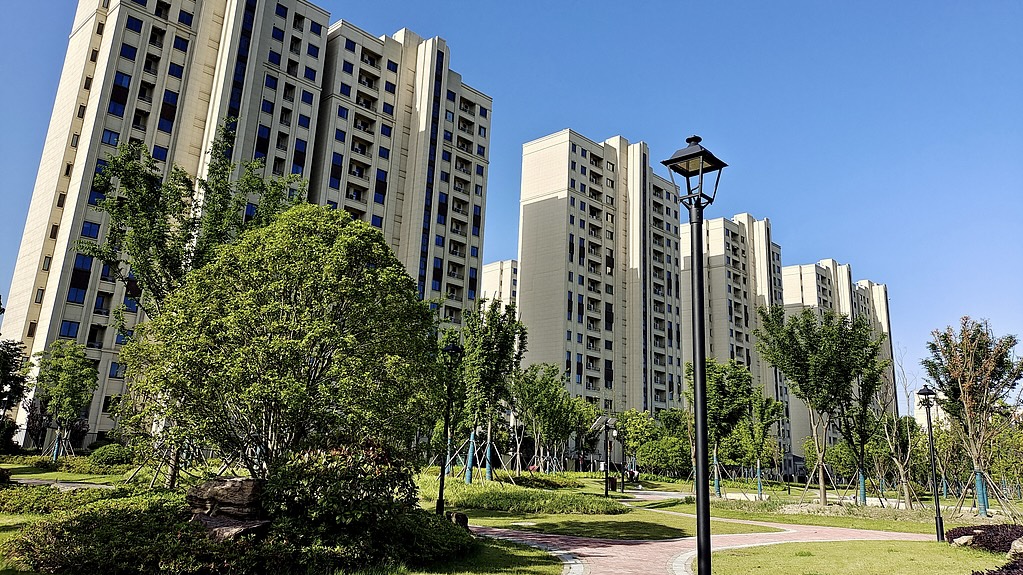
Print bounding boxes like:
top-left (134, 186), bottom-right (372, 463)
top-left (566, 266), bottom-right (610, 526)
top-left (678, 214), bottom-right (795, 472)
top-left (481, 259), bottom-right (518, 309)
top-left (517, 129), bottom-right (686, 414)
top-left (2, 0), bottom-right (491, 446)
top-left (781, 259), bottom-right (896, 466)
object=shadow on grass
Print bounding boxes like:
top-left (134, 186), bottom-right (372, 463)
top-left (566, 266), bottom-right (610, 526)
top-left (527, 519), bottom-right (688, 541)
top-left (410, 538), bottom-right (562, 574)
top-left (638, 499), bottom-right (689, 511)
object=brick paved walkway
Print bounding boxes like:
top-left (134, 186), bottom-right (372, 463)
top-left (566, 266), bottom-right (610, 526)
top-left (472, 498), bottom-right (932, 575)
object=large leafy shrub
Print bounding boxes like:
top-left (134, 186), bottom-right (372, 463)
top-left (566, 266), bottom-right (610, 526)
top-left (90, 443), bottom-right (134, 466)
top-left (264, 441), bottom-right (418, 547)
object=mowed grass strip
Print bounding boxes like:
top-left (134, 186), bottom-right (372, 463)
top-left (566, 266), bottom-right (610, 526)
top-left (705, 540), bottom-right (1005, 575)
top-left (351, 538), bottom-right (562, 575)
top-left (463, 506), bottom-right (780, 540)
top-left (637, 498), bottom-right (971, 534)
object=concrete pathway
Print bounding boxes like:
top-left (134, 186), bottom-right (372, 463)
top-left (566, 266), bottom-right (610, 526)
top-left (472, 491), bottom-right (932, 575)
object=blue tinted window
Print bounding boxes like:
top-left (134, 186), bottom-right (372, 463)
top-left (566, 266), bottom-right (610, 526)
top-left (337, 106), bottom-right (348, 119)
top-left (74, 254), bottom-right (93, 270)
top-left (334, 129), bottom-right (345, 142)
top-left (344, 39), bottom-right (356, 52)
top-left (387, 60), bottom-right (398, 72)
top-left (119, 43), bottom-right (137, 60)
top-left (480, 107), bottom-right (488, 118)
top-left (109, 101), bottom-right (125, 117)
top-left (443, 130), bottom-right (452, 142)
top-left (272, 27), bottom-right (284, 41)
top-left (382, 103), bottom-right (393, 115)
top-left (81, 221), bottom-right (100, 238)
top-left (446, 90), bottom-right (456, 102)
top-left (265, 74), bottom-right (278, 89)
top-left (173, 36), bottom-right (188, 52)
top-left (371, 215), bottom-right (383, 228)
top-left (131, 0), bottom-right (147, 5)
top-left (470, 246), bottom-right (479, 257)
top-left (126, 16), bottom-right (143, 32)
top-left (59, 321), bottom-right (80, 338)
top-left (301, 90), bottom-right (313, 104)
top-left (442, 150), bottom-right (451, 161)
top-left (67, 288), bottom-right (86, 304)
top-left (101, 129), bottom-right (119, 146)
top-left (340, 83), bottom-right (351, 96)
top-left (88, 190), bottom-right (105, 205)
top-left (152, 145), bottom-right (168, 161)
top-left (374, 192), bottom-right (385, 204)
top-left (261, 99), bottom-right (274, 114)
top-left (109, 362), bottom-right (125, 379)
top-left (114, 72), bottom-right (131, 88)
top-left (384, 81), bottom-right (395, 94)
top-left (124, 296), bottom-right (138, 313)
top-left (310, 22), bottom-right (322, 36)
top-left (476, 165), bottom-right (484, 176)
top-left (178, 10), bottom-right (193, 26)
top-left (381, 125), bottom-right (392, 137)
top-left (304, 67), bottom-right (316, 81)
top-left (269, 50), bottom-right (281, 65)
top-left (298, 114), bottom-right (310, 128)
top-left (435, 235), bottom-right (444, 246)
top-left (379, 147), bottom-right (389, 159)
top-left (116, 330), bottom-right (133, 345)
top-left (168, 63), bottom-right (184, 78)
top-left (307, 44), bottom-right (319, 58)
top-left (342, 61), bottom-right (353, 74)
top-left (275, 3), bottom-right (288, 17)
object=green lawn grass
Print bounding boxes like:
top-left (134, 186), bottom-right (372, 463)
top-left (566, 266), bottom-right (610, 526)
top-left (462, 506), bottom-right (781, 540)
top-left (359, 538), bottom-right (562, 575)
top-left (0, 464), bottom-right (125, 485)
top-left (705, 540), bottom-right (1005, 575)
top-left (636, 498), bottom-right (971, 534)
top-left (0, 514), bottom-right (42, 574)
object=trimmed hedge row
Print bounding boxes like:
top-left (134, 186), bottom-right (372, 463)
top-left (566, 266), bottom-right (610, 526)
top-left (448, 484), bottom-right (629, 515)
top-left (0, 484), bottom-right (134, 514)
top-left (0, 454), bottom-right (133, 476)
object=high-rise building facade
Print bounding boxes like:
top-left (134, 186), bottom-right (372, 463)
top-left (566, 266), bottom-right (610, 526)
top-left (517, 129), bottom-right (686, 414)
top-left (679, 214), bottom-right (794, 472)
top-left (2, 0), bottom-right (491, 445)
top-left (481, 259), bottom-right (518, 309)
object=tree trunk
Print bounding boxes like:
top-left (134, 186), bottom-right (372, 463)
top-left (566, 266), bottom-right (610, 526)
top-left (485, 420), bottom-right (493, 481)
top-left (165, 446), bottom-right (180, 489)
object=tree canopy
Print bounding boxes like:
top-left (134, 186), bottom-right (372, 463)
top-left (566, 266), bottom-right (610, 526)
top-left (34, 341), bottom-right (98, 441)
top-left (119, 205), bottom-right (437, 478)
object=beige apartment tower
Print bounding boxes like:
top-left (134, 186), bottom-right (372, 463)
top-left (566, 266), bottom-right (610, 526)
top-left (2, 0), bottom-right (491, 446)
top-left (518, 129), bottom-right (686, 414)
top-left (481, 259), bottom-right (518, 309)
top-left (679, 214), bottom-right (794, 473)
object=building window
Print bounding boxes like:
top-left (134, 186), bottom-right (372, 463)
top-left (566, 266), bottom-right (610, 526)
top-left (269, 50), bottom-right (281, 66)
top-left (74, 254), bottom-right (93, 270)
top-left (476, 165), bottom-right (484, 176)
top-left (275, 3), bottom-right (288, 17)
top-left (81, 221), bottom-right (100, 239)
top-left (59, 321), bottom-right (80, 339)
top-left (310, 21), bottom-right (322, 36)
top-left (301, 90), bottom-right (313, 104)
top-left (382, 103), bottom-right (394, 115)
top-left (101, 129), bottom-right (119, 146)
top-left (446, 90), bottom-right (456, 102)
top-left (109, 362), bottom-right (126, 379)
top-left (152, 145), bottom-right (168, 161)
top-left (337, 106), bottom-right (348, 119)
top-left (307, 44), bottom-right (319, 58)
top-left (379, 147), bottom-right (389, 159)
top-left (445, 110), bottom-right (454, 121)
top-left (304, 66), bottom-right (316, 81)
top-left (119, 43), bottom-right (137, 60)
top-left (34, 288), bottom-right (45, 304)
top-left (178, 10), bottom-right (193, 26)
top-left (298, 114), bottom-right (310, 128)
top-left (371, 215), bottom-right (383, 228)
top-left (387, 60), bottom-right (398, 72)
top-left (381, 124), bottom-right (392, 137)
top-left (272, 26), bottom-right (284, 41)
top-left (477, 145), bottom-right (485, 156)
top-left (168, 62), bottom-right (183, 78)
top-left (344, 39), bottom-right (356, 52)
top-left (126, 15), bottom-right (143, 32)
top-left (261, 99), bottom-right (274, 114)
top-left (340, 83), bottom-right (351, 96)
top-left (443, 130), bottom-right (452, 141)
top-left (342, 61), bottom-right (354, 74)
top-left (173, 36), bottom-right (188, 52)
top-left (265, 74), bottom-right (278, 90)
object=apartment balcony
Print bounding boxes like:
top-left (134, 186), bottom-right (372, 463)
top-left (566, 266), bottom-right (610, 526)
top-left (450, 227), bottom-right (467, 237)
top-left (347, 169), bottom-right (369, 183)
top-left (455, 165), bottom-right (471, 175)
top-left (448, 249), bottom-right (465, 258)
top-left (360, 54), bottom-right (380, 69)
top-left (357, 77), bottom-right (378, 92)
top-left (446, 270), bottom-right (464, 280)
top-left (451, 205), bottom-right (469, 216)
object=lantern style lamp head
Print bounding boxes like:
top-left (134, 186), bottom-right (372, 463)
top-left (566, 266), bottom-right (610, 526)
top-left (917, 384), bottom-right (937, 409)
top-left (661, 135), bottom-right (728, 204)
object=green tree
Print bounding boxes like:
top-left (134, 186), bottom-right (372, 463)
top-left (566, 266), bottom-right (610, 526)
top-left (0, 298), bottom-right (30, 452)
top-left (736, 390), bottom-right (785, 498)
top-left (34, 340), bottom-right (98, 458)
top-left (637, 436), bottom-right (692, 478)
top-left (686, 359), bottom-right (754, 496)
top-left (461, 298), bottom-right (526, 481)
top-left (922, 316), bottom-right (1023, 515)
top-left (119, 205), bottom-right (437, 479)
top-left (616, 409), bottom-right (659, 466)
top-left (756, 305), bottom-right (882, 505)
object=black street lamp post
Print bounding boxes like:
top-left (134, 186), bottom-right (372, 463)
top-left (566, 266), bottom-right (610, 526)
top-left (663, 135), bottom-right (727, 575)
top-left (918, 384), bottom-right (945, 541)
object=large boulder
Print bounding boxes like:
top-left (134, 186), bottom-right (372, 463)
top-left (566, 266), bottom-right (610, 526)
top-left (186, 477), bottom-right (264, 519)
top-left (191, 513), bottom-right (271, 543)
top-left (1007, 537), bottom-right (1023, 560)
top-left (952, 535), bottom-right (975, 547)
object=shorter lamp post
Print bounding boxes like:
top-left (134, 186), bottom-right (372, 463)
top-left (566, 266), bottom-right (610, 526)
top-left (918, 384), bottom-right (944, 541)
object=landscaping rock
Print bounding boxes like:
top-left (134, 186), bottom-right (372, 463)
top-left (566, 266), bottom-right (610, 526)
top-left (1008, 537), bottom-right (1023, 560)
top-left (192, 513), bottom-right (270, 542)
top-left (446, 511), bottom-right (469, 530)
top-left (186, 477), bottom-right (264, 519)
top-left (952, 535), bottom-right (975, 547)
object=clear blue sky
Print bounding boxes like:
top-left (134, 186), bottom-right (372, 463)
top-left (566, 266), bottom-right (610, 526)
top-left (2, 1), bottom-right (1020, 400)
